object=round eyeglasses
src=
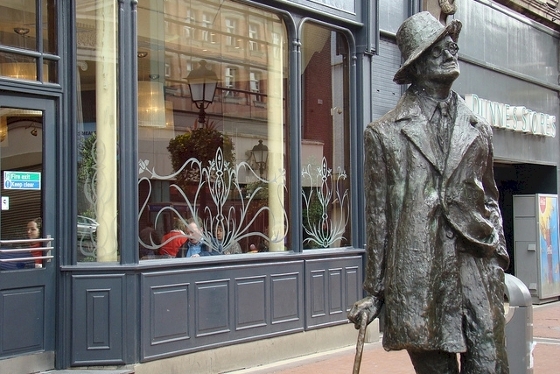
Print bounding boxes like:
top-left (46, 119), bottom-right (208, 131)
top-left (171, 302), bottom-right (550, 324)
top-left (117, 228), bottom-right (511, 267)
top-left (430, 42), bottom-right (459, 58)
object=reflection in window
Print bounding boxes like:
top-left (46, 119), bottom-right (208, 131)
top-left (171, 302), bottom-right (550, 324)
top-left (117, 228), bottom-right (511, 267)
top-left (301, 23), bottom-right (351, 249)
top-left (272, 32), bottom-right (281, 59)
top-left (250, 71), bottom-right (262, 103)
top-left (249, 23), bottom-right (259, 51)
top-left (137, 0), bottom-right (288, 259)
top-left (183, 12), bottom-right (193, 39)
top-left (250, 71), bottom-right (260, 93)
top-left (75, 0), bottom-right (119, 262)
top-left (224, 67), bottom-right (237, 96)
top-left (0, 0), bottom-right (58, 83)
top-left (225, 18), bottom-right (237, 47)
top-left (201, 12), bottom-right (211, 42)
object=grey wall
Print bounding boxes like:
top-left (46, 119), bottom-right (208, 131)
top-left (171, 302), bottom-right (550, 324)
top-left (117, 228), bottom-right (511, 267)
top-left (378, 0), bottom-right (412, 34)
top-left (456, 62), bottom-right (559, 165)
top-left (458, 0), bottom-right (558, 88)
top-left (453, 0), bottom-right (560, 165)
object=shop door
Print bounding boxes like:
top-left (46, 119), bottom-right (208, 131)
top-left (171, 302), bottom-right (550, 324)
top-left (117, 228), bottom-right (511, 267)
top-left (0, 95), bottom-right (56, 372)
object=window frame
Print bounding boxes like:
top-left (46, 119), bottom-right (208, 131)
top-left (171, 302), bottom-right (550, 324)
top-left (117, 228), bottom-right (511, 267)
top-left (126, 3), bottom-right (359, 264)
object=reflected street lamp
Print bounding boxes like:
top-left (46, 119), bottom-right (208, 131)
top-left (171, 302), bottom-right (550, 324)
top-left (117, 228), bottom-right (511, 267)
top-left (251, 140), bottom-right (268, 177)
top-left (186, 60), bottom-right (219, 123)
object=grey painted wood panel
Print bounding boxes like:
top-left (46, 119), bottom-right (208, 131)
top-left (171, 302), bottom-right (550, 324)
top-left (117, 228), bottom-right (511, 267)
top-left (271, 272), bottom-right (300, 324)
top-left (152, 285), bottom-right (190, 344)
top-left (345, 264), bottom-right (361, 311)
top-left (235, 275), bottom-right (267, 330)
top-left (0, 286), bottom-right (44, 354)
top-left (71, 274), bottom-right (126, 365)
top-left (195, 279), bottom-right (230, 337)
top-left (140, 261), bottom-right (304, 361)
top-left (305, 256), bottom-right (363, 329)
top-left (310, 269), bottom-right (327, 317)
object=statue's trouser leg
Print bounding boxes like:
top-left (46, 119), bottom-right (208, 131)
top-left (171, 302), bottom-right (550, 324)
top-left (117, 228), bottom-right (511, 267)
top-left (407, 349), bottom-right (459, 374)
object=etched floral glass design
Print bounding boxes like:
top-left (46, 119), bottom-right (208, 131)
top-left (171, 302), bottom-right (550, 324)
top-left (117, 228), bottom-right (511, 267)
top-left (302, 157), bottom-right (349, 248)
top-left (138, 147), bottom-right (287, 257)
top-left (137, 0), bottom-right (289, 258)
top-left (300, 22), bottom-right (352, 249)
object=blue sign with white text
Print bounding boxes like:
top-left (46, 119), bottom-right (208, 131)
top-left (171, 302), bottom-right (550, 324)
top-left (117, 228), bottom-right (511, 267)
top-left (3, 171), bottom-right (42, 190)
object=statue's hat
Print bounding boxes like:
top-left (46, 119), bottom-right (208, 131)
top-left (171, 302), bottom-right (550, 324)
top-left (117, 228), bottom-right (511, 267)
top-left (393, 11), bottom-right (462, 85)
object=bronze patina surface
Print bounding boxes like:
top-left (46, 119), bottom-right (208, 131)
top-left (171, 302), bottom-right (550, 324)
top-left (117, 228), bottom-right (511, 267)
top-left (348, 11), bottom-right (510, 374)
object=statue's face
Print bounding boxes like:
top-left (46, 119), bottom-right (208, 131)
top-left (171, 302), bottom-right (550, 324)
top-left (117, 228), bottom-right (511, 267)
top-left (414, 35), bottom-right (460, 84)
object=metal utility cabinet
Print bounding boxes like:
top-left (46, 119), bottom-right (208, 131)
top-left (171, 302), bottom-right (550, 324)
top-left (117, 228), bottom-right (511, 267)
top-left (513, 194), bottom-right (560, 304)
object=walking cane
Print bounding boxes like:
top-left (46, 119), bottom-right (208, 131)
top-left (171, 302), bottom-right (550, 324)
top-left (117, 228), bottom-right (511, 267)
top-left (352, 311), bottom-right (368, 374)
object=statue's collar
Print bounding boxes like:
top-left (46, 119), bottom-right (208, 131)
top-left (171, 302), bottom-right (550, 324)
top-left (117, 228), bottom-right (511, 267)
top-left (396, 87), bottom-right (457, 122)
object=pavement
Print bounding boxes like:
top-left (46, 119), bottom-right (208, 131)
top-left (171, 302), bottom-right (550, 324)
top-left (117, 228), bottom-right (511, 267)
top-left (230, 300), bottom-right (560, 374)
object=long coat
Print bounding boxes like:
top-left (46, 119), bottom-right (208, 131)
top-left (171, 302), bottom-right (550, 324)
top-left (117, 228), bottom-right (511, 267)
top-left (363, 88), bottom-right (509, 360)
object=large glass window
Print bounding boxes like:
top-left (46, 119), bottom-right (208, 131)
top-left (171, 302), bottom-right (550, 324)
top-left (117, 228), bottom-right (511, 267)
top-left (75, 0), bottom-right (119, 262)
top-left (137, 0), bottom-right (288, 259)
top-left (301, 23), bottom-right (351, 249)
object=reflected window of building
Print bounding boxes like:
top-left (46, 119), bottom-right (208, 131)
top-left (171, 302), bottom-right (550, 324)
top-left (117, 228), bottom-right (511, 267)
top-left (75, 0), bottom-right (119, 262)
top-left (137, 0), bottom-right (289, 260)
top-left (301, 23), bottom-right (351, 249)
top-left (183, 12), bottom-right (193, 39)
top-left (272, 32), bottom-right (281, 59)
top-left (225, 18), bottom-right (237, 47)
top-left (249, 23), bottom-right (259, 51)
top-left (201, 12), bottom-right (212, 42)
top-left (224, 67), bottom-right (237, 97)
top-left (0, 0), bottom-right (58, 84)
top-left (250, 70), bottom-right (262, 102)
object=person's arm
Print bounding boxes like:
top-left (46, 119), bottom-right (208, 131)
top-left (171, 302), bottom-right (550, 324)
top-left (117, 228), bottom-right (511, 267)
top-left (348, 126), bottom-right (387, 328)
top-left (363, 126), bottom-right (389, 300)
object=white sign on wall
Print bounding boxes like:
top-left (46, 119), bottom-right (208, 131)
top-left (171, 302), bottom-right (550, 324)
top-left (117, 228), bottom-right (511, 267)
top-left (465, 94), bottom-right (556, 138)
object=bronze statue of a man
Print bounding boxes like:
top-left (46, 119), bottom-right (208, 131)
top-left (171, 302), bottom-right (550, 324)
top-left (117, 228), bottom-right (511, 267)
top-left (348, 12), bottom-right (509, 374)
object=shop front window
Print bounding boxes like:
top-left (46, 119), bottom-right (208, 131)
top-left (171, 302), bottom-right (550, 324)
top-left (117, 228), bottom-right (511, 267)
top-left (137, 0), bottom-right (288, 259)
top-left (75, 0), bottom-right (119, 262)
top-left (0, 0), bottom-right (57, 84)
top-left (301, 23), bottom-right (351, 249)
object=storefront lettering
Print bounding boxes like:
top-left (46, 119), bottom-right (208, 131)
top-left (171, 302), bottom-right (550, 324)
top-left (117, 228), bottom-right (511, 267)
top-left (465, 94), bottom-right (556, 138)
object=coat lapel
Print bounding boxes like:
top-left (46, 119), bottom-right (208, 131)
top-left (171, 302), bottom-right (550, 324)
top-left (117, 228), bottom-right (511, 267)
top-left (444, 102), bottom-right (480, 177)
top-left (397, 91), bottom-right (443, 173)
top-left (401, 118), bottom-right (443, 173)
top-left (398, 91), bottom-right (481, 176)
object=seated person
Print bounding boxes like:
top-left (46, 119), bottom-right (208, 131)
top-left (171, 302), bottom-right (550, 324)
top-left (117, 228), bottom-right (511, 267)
top-left (258, 237), bottom-right (269, 252)
top-left (139, 221), bottom-right (161, 258)
top-left (183, 218), bottom-right (211, 258)
top-left (159, 220), bottom-right (187, 258)
top-left (210, 225), bottom-right (242, 255)
top-left (248, 243), bottom-right (259, 253)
